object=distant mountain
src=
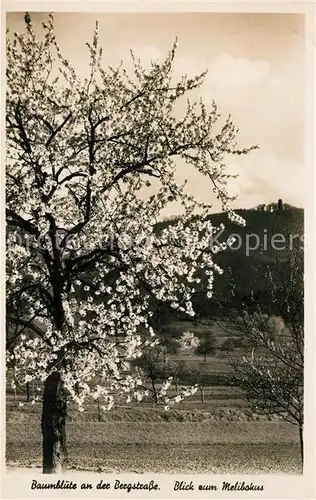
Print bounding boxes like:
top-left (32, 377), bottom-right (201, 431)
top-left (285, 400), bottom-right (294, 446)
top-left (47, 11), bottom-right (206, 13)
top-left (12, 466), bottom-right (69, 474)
top-left (156, 203), bottom-right (304, 320)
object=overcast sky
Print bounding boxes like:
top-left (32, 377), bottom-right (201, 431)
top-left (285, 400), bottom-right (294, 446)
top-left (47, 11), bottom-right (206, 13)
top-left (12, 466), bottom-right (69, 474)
top-left (7, 12), bottom-right (305, 214)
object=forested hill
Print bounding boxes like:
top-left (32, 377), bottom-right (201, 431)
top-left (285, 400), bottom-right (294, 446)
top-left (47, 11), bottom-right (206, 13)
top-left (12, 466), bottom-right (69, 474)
top-left (156, 203), bottom-right (304, 320)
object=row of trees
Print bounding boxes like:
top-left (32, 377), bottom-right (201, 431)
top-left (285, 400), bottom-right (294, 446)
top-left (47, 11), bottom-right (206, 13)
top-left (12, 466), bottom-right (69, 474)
top-left (7, 326), bottom-right (217, 405)
top-left (133, 329), bottom-right (216, 404)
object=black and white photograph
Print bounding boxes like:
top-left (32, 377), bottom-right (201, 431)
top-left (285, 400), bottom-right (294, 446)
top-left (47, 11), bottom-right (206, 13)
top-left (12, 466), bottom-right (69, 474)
top-left (2, 3), bottom-right (315, 498)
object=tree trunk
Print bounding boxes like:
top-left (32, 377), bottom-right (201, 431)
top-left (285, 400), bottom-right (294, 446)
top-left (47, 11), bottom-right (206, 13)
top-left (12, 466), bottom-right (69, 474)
top-left (199, 385), bottom-right (205, 404)
top-left (97, 398), bottom-right (101, 422)
top-left (204, 353), bottom-right (207, 362)
top-left (41, 371), bottom-right (68, 474)
top-left (12, 365), bottom-right (17, 403)
top-left (299, 425), bottom-right (303, 467)
top-left (26, 382), bottom-right (30, 402)
top-left (175, 377), bottom-right (178, 394)
top-left (151, 378), bottom-right (158, 404)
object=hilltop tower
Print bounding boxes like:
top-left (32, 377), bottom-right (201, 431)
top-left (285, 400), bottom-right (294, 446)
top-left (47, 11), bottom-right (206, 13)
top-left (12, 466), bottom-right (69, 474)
top-left (278, 199), bottom-right (283, 211)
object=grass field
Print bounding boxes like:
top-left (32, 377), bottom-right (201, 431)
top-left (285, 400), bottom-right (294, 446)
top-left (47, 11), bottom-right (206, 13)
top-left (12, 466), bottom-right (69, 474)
top-left (6, 399), bottom-right (302, 474)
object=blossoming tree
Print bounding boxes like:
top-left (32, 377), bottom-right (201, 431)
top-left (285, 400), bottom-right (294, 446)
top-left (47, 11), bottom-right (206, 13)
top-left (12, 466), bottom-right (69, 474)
top-left (6, 13), bottom-right (256, 473)
top-left (228, 234), bottom-right (304, 464)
